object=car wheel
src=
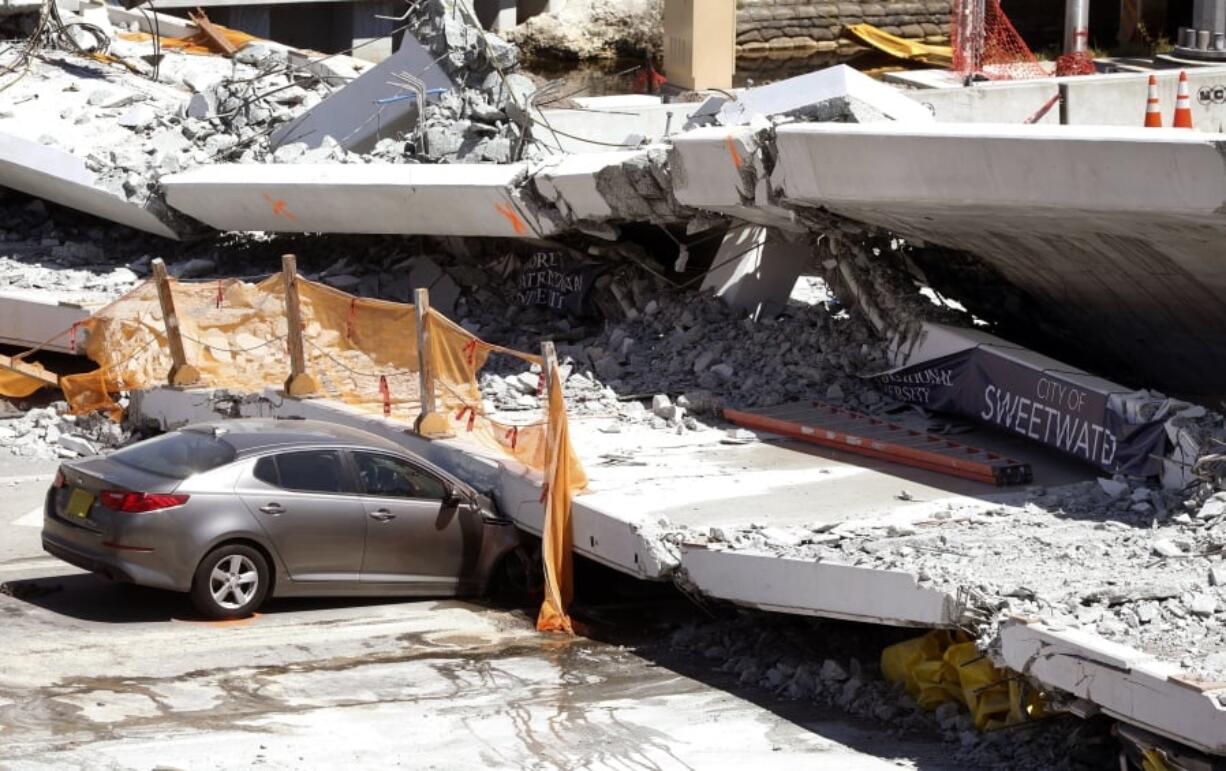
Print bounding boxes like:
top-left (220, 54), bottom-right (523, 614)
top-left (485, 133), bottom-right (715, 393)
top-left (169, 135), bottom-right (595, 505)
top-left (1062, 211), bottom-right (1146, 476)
top-left (492, 545), bottom-right (542, 607)
top-left (190, 544), bottom-right (270, 620)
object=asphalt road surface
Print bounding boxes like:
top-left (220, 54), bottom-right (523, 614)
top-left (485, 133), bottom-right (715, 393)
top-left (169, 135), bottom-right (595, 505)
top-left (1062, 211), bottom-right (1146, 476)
top-left (0, 456), bottom-right (963, 770)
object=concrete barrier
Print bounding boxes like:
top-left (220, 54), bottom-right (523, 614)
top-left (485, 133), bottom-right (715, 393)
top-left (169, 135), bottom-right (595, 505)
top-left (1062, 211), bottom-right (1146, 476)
top-left (910, 80), bottom-right (1062, 125)
top-left (1062, 67), bottom-right (1226, 132)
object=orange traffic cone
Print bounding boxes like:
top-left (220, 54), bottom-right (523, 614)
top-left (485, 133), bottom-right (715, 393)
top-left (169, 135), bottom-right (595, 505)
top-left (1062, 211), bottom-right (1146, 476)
top-left (1144, 74), bottom-right (1163, 127)
top-left (1174, 70), bottom-right (1194, 128)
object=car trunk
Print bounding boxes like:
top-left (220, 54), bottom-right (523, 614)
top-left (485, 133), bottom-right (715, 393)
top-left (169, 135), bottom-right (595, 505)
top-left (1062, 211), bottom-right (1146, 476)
top-left (52, 456), bottom-right (185, 536)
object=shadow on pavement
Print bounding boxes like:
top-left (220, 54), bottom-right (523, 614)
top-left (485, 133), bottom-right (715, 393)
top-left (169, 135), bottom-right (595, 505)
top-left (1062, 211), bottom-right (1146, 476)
top-left (1, 572), bottom-right (479, 624)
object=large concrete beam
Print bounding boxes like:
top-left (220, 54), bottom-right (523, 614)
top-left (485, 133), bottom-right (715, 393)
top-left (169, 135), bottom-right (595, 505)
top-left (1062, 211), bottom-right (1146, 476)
top-left (670, 125), bottom-right (803, 232)
top-left (700, 226), bottom-right (812, 319)
top-left (770, 122), bottom-right (1226, 394)
top-left (0, 291), bottom-right (95, 353)
top-left (0, 133), bottom-right (181, 240)
top-left (269, 32), bottom-right (453, 152)
top-left (161, 162), bottom-right (553, 238)
top-left (999, 618), bottom-right (1226, 756)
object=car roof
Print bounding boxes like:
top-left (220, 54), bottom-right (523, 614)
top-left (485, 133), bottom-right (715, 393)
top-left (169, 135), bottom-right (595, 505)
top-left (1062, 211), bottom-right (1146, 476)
top-left (178, 418), bottom-right (410, 457)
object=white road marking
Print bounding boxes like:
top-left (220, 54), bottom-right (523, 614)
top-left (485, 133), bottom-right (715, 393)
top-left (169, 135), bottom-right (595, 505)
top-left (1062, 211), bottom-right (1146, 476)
top-left (14, 506), bottom-right (43, 528)
top-left (0, 559), bottom-right (65, 573)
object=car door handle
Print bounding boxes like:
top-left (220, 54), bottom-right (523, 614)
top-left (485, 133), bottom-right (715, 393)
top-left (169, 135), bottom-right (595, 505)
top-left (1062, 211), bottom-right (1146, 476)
top-left (369, 509), bottom-right (396, 522)
top-left (259, 503), bottom-right (285, 515)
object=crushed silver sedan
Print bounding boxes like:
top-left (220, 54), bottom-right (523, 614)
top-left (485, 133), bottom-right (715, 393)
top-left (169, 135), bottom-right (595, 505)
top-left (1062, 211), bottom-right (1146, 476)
top-left (42, 418), bottom-right (520, 618)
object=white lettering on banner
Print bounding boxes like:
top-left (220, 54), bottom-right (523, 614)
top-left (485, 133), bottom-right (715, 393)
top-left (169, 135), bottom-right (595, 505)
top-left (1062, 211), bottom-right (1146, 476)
top-left (518, 251), bottom-right (585, 311)
top-left (888, 367), bottom-right (954, 387)
top-left (982, 384), bottom-right (1116, 466)
top-left (880, 383), bottom-right (931, 403)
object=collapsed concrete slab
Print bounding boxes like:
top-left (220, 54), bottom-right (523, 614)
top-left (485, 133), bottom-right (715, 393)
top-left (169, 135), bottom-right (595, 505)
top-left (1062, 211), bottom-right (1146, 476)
top-left (700, 226), bottom-right (812, 320)
top-left (0, 290), bottom-right (94, 353)
top-left (670, 125), bottom-right (802, 232)
top-left (269, 33), bottom-right (454, 153)
top-left (161, 163), bottom-right (554, 238)
top-left (126, 383), bottom-right (1226, 755)
top-left (0, 132), bottom-right (181, 239)
top-left (771, 121), bottom-right (1226, 396)
top-left (999, 618), bottom-right (1226, 756)
top-left (718, 65), bottom-right (934, 126)
top-left (528, 102), bottom-right (703, 156)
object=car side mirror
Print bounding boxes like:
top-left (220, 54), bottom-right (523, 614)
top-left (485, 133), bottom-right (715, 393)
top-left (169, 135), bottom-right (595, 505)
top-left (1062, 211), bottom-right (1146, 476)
top-left (444, 488), bottom-right (463, 507)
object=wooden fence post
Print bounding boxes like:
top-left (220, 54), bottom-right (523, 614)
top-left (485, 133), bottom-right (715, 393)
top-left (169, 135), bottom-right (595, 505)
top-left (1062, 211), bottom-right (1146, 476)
top-left (281, 254), bottom-right (318, 397)
top-left (0, 354), bottom-right (59, 390)
top-left (541, 340), bottom-right (558, 407)
top-left (414, 288), bottom-right (452, 437)
top-left (150, 258), bottom-right (199, 386)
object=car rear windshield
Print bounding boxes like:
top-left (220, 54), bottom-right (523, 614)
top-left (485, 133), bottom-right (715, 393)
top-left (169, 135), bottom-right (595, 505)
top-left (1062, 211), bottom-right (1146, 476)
top-left (110, 430), bottom-right (237, 479)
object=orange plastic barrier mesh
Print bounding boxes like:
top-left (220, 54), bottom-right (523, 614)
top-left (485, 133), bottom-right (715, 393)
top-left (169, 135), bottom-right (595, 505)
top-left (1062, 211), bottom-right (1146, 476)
top-left (536, 364), bottom-right (588, 634)
top-left (951, 0), bottom-right (1046, 80)
top-left (0, 366), bottom-right (52, 399)
top-left (58, 274), bottom-right (576, 477)
top-left (116, 26), bottom-right (260, 57)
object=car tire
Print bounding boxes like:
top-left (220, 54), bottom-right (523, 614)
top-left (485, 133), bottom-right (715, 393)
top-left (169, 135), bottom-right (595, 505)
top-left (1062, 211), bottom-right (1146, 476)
top-left (491, 545), bottom-right (543, 607)
top-left (190, 544), bottom-right (270, 620)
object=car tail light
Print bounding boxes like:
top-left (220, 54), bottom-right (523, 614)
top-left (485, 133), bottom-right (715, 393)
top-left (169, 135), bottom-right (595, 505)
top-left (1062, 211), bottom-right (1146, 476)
top-left (52, 470), bottom-right (64, 489)
top-left (99, 491), bottom-right (190, 513)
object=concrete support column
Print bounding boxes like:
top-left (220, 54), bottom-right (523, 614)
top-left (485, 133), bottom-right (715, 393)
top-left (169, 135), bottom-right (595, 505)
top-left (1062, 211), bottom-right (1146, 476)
top-left (351, 0), bottom-right (397, 62)
top-left (701, 227), bottom-right (812, 320)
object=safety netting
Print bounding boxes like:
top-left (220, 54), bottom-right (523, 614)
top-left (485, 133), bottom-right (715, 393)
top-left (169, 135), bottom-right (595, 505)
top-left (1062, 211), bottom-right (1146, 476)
top-left (950, 0), bottom-right (1046, 80)
top-left (55, 272), bottom-right (579, 480)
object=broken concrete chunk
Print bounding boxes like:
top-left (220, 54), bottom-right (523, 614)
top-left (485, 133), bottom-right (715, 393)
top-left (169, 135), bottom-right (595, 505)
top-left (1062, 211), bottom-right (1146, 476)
top-left (117, 105), bottom-right (157, 130)
top-left (1097, 478), bottom-right (1129, 498)
top-left (1152, 539), bottom-right (1184, 558)
top-left (1189, 593), bottom-right (1218, 617)
top-left (58, 434), bottom-right (97, 457)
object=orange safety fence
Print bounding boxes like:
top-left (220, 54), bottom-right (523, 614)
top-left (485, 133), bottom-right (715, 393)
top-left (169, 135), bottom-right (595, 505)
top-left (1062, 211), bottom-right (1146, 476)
top-left (951, 0), bottom-right (1047, 80)
top-left (50, 272), bottom-right (578, 481)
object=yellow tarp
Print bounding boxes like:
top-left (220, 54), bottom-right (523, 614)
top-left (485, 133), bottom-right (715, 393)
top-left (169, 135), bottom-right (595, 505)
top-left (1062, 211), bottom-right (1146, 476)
top-left (881, 630), bottom-right (1045, 731)
top-left (0, 365), bottom-right (54, 398)
top-left (535, 364), bottom-right (588, 634)
top-left (844, 24), bottom-right (954, 67)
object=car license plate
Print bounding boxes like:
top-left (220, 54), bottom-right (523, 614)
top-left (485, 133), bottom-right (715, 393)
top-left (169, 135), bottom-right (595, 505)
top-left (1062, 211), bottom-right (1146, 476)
top-left (65, 488), bottom-right (94, 519)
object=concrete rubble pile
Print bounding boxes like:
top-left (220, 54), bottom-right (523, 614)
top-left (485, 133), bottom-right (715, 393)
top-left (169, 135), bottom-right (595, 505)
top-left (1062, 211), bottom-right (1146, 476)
top-left (688, 475), bottom-right (1226, 683)
top-left (667, 614), bottom-right (1091, 768)
top-left (7, 5), bottom-right (1226, 760)
top-left (0, 399), bottom-right (130, 459)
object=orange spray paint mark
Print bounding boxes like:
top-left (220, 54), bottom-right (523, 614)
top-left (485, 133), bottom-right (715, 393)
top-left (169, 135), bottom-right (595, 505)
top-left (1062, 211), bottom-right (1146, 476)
top-left (725, 135), bottom-right (743, 170)
top-left (262, 193), bottom-right (298, 222)
top-left (495, 202), bottom-right (526, 235)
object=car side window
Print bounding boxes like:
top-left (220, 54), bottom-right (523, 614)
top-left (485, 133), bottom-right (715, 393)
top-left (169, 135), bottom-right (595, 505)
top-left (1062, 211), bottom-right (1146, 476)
top-left (253, 456), bottom-right (279, 486)
top-left (268, 450), bottom-right (352, 494)
top-left (353, 452), bottom-right (447, 501)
